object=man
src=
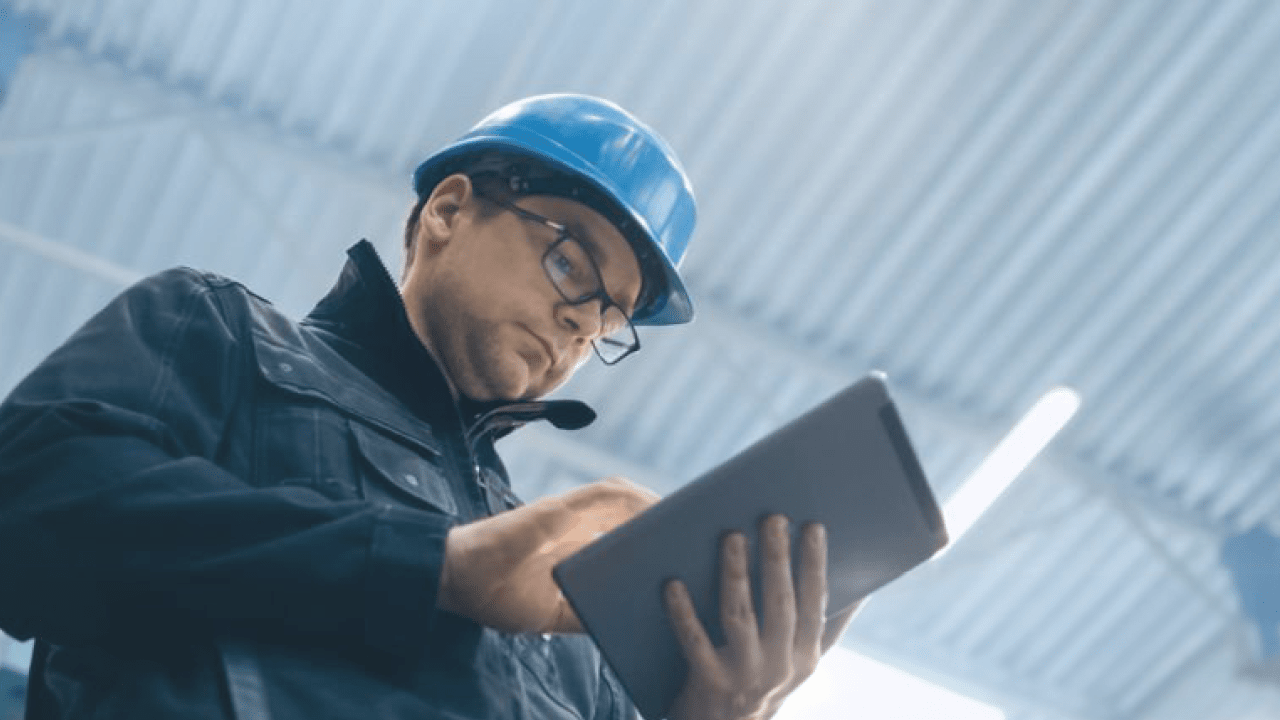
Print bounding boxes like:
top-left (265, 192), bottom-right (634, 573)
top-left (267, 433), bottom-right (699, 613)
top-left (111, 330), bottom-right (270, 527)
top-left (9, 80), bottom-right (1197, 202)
top-left (0, 95), bottom-right (854, 719)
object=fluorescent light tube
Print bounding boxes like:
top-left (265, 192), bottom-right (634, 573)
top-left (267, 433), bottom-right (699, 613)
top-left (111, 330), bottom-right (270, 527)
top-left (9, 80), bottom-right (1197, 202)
top-left (942, 387), bottom-right (1081, 546)
top-left (774, 646), bottom-right (1005, 720)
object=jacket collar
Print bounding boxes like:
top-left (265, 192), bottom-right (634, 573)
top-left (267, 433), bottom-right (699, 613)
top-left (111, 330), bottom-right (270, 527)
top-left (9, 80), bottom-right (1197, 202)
top-left (303, 240), bottom-right (596, 443)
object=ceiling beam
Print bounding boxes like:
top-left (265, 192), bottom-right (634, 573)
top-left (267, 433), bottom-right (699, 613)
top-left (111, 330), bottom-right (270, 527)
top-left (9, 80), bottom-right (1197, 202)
top-left (0, 112), bottom-right (188, 156)
top-left (0, 219), bottom-right (140, 286)
top-left (19, 47), bottom-right (405, 201)
top-left (1120, 624), bottom-right (1240, 720)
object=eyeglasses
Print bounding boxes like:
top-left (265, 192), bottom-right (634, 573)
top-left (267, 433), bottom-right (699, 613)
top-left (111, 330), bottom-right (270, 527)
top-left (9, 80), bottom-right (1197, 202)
top-left (474, 190), bottom-right (641, 365)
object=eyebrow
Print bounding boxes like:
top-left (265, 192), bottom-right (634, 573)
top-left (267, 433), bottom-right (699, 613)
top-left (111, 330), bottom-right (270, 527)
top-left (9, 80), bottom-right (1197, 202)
top-left (563, 219), bottom-right (608, 268)
top-left (561, 219), bottom-right (640, 315)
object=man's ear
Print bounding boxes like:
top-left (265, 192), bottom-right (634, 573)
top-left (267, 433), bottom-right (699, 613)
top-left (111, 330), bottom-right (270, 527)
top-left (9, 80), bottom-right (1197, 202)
top-left (418, 173), bottom-right (475, 253)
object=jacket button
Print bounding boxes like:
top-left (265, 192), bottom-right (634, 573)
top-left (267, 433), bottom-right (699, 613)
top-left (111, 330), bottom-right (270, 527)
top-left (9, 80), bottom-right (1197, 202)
top-left (278, 362), bottom-right (293, 373)
top-left (403, 473), bottom-right (419, 487)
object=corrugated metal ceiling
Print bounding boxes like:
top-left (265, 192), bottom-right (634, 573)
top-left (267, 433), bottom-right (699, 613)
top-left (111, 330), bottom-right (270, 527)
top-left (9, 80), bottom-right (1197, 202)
top-left (2, 1), bottom-right (1279, 718)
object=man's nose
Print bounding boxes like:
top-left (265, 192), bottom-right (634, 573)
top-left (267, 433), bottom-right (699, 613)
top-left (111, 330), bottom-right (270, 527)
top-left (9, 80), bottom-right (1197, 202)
top-left (556, 299), bottom-right (606, 338)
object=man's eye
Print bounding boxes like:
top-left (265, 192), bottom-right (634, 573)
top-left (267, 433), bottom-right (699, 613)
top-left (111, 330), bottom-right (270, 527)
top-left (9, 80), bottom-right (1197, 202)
top-left (550, 250), bottom-right (577, 277)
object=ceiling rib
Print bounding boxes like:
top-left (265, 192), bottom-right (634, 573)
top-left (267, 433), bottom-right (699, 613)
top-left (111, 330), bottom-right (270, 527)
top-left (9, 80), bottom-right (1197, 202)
top-left (0, 219), bottom-right (140, 286)
top-left (847, 629), bottom-right (1111, 720)
top-left (0, 112), bottom-right (187, 155)
top-left (5, 8), bottom-right (1277, 717)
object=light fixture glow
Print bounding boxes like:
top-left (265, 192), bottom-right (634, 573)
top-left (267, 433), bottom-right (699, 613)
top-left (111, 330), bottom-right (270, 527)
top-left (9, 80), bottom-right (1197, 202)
top-left (942, 387), bottom-right (1081, 547)
top-left (773, 646), bottom-right (1006, 720)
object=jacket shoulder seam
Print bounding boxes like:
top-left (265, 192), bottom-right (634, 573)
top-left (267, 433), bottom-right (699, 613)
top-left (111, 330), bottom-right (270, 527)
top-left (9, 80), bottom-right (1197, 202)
top-left (140, 268), bottom-right (252, 423)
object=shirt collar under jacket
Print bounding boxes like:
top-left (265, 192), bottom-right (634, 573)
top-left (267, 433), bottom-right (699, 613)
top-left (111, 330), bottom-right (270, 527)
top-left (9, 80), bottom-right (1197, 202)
top-left (303, 239), bottom-right (597, 445)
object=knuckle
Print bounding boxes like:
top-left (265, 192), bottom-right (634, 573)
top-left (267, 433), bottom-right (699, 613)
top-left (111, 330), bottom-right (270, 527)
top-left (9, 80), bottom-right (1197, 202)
top-left (682, 614), bottom-right (707, 640)
top-left (766, 538), bottom-right (790, 562)
top-left (804, 544), bottom-right (825, 571)
top-left (674, 608), bottom-right (694, 632)
top-left (707, 671), bottom-right (735, 697)
top-left (725, 596), bottom-right (755, 623)
top-left (676, 603), bottom-right (696, 627)
top-left (767, 585), bottom-right (796, 609)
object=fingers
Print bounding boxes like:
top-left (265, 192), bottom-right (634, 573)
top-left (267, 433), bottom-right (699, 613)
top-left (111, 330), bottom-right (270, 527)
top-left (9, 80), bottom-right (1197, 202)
top-left (601, 474), bottom-right (663, 505)
top-left (719, 532), bottom-right (759, 654)
top-left (665, 579), bottom-right (721, 673)
top-left (792, 522), bottom-right (828, 665)
top-left (664, 518), bottom-right (832, 719)
top-left (437, 476), bottom-right (662, 635)
top-left (759, 515), bottom-right (797, 649)
top-left (566, 475), bottom-right (661, 509)
top-left (558, 476), bottom-right (659, 531)
top-left (513, 476), bottom-right (657, 556)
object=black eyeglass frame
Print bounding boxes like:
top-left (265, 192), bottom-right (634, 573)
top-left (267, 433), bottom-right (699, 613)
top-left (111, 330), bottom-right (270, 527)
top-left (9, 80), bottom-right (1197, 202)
top-left (472, 189), bottom-right (642, 365)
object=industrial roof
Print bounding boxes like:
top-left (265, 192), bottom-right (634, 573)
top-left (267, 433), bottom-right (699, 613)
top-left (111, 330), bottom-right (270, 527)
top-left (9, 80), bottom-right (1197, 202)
top-left (2, 1), bottom-right (1279, 718)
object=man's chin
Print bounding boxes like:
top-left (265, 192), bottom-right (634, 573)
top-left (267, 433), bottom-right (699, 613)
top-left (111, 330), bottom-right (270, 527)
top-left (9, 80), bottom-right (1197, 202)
top-left (461, 382), bottom-right (524, 404)
top-left (461, 361), bottom-right (536, 403)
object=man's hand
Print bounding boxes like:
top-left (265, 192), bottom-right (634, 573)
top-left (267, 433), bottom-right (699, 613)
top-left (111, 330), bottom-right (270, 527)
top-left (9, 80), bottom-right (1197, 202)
top-left (437, 476), bottom-right (659, 633)
top-left (664, 515), bottom-right (848, 720)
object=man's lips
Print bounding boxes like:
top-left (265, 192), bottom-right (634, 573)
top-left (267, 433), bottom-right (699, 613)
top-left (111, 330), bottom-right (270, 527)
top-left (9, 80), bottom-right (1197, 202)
top-left (522, 325), bottom-right (558, 369)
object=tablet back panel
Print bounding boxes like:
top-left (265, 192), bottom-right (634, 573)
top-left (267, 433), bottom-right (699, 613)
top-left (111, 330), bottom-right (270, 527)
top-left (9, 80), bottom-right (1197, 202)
top-left (553, 375), bottom-right (947, 719)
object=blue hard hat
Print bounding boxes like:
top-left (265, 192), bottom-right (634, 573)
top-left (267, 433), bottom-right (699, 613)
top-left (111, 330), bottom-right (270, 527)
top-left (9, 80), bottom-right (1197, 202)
top-left (412, 94), bottom-right (696, 326)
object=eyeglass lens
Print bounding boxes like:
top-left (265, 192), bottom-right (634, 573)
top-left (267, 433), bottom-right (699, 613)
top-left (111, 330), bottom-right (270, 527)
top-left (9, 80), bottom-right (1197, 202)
top-left (542, 239), bottom-right (638, 363)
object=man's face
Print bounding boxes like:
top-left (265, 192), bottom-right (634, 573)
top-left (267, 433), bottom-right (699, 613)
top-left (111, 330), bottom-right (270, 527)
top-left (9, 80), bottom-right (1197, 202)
top-left (400, 174), bottom-right (644, 402)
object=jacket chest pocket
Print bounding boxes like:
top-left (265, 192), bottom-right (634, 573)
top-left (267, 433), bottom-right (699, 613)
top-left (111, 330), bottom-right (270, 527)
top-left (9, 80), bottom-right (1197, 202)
top-left (251, 405), bottom-right (458, 516)
top-left (249, 335), bottom-right (461, 516)
top-left (350, 422), bottom-right (458, 516)
top-left (253, 404), bottom-right (361, 501)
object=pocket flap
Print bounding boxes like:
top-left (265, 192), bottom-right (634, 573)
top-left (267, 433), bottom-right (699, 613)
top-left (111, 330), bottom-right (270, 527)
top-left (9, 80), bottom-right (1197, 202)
top-left (351, 422), bottom-right (457, 515)
top-left (252, 334), bottom-right (441, 457)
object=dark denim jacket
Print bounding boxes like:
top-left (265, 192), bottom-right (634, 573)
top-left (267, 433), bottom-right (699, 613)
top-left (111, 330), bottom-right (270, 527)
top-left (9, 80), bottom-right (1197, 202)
top-left (0, 241), bottom-right (636, 720)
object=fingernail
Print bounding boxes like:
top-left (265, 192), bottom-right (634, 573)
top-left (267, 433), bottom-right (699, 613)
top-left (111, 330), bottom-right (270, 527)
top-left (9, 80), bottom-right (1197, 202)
top-left (812, 524), bottom-right (826, 544)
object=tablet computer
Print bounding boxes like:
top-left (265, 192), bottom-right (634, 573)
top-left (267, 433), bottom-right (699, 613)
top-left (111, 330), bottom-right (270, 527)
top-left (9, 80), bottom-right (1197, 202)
top-left (552, 373), bottom-right (948, 719)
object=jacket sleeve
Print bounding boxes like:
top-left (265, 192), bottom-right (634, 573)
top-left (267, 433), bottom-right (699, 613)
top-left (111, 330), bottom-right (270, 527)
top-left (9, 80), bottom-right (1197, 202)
top-left (0, 268), bottom-right (456, 657)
